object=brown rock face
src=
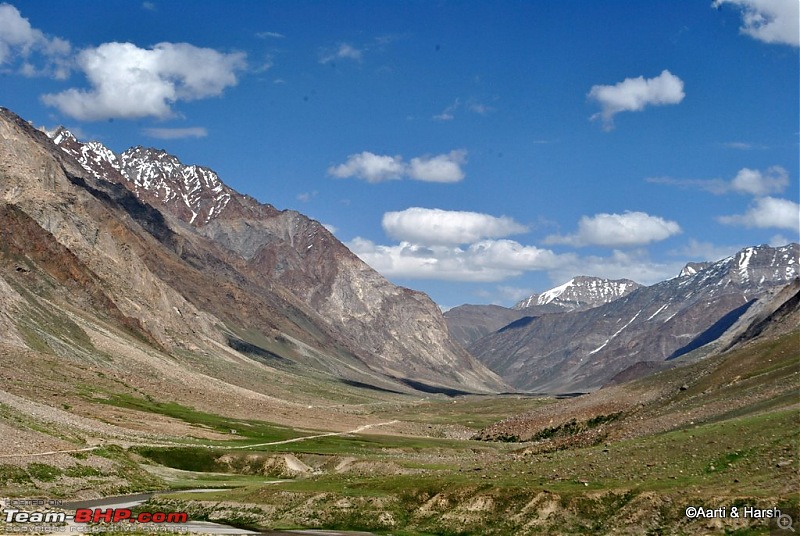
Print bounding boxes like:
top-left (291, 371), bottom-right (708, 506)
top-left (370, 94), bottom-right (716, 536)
top-left (2, 108), bottom-right (506, 394)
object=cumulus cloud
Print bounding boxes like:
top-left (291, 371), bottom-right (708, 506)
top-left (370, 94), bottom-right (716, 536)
top-left (319, 43), bottom-right (363, 64)
top-left (718, 196), bottom-right (800, 231)
top-left (347, 209), bottom-right (691, 286)
top-left (408, 150), bottom-right (467, 183)
top-left (142, 127), bottom-right (208, 139)
top-left (347, 237), bottom-right (570, 282)
top-left (0, 3), bottom-right (71, 78)
top-left (544, 211), bottom-right (682, 248)
top-left (729, 166), bottom-right (789, 195)
top-left (328, 150), bottom-right (468, 183)
top-left (327, 152), bottom-right (405, 183)
top-left (588, 70), bottom-right (685, 129)
top-left (382, 207), bottom-right (528, 246)
top-left (713, 0), bottom-right (799, 47)
top-left (647, 165), bottom-right (789, 196)
top-left (41, 42), bottom-right (246, 121)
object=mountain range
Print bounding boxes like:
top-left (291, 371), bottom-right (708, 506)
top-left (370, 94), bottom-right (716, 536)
top-left (466, 243), bottom-right (798, 392)
top-left (444, 276), bottom-right (642, 348)
top-left (1, 105), bottom-right (797, 401)
top-left (0, 106), bottom-right (797, 534)
top-left (0, 107), bottom-right (507, 397)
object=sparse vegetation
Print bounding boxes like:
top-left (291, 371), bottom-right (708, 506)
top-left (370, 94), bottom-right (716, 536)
top-left (26, 463), bottom-right (62, 482)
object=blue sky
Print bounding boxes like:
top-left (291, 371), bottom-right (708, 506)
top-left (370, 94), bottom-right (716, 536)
top-left (2, 1), bottom-right (798, 309)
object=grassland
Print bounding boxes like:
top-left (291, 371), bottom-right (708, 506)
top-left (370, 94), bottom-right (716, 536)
top-left (0, 330), bottom-right (797, 535)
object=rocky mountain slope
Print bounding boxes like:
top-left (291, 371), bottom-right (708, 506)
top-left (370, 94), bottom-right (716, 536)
top-left (1, 107), bottom-right (506, 396)
top-left (468, 244), bottom-right (799, 392)
top-left (444, 276), bottom-right (639, 349)
top-left (443, 304), bottom-right (528, 348)
top-left (473, 281), bottom-right (799, 457)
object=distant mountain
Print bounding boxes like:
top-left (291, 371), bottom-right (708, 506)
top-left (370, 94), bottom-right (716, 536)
top-left (0, 108), bottom-right (508, 396)
top-left (468, 244), bottom-right (799, 393)
top-left (443, 304), bottom-right (528, 348)
top-left (513, 276), bottom-right (641, 314)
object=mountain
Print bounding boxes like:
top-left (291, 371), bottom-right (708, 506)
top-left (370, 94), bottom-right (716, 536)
top-left (1, 108), bottom-right (507, 396)
top-left (468, 244), bottom-right (799, 393)
top-left (443, 304), bottom-right (528, 348)
top-left (472, 283), bottom-right (799, 448)
top-left (513, 276), bottom-right (641, 313)
top-left (444, 277), bottom-right (640, 348)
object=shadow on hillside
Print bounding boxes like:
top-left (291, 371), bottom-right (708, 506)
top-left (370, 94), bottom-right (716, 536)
top-left (667, 300), bottom-right (756, 360)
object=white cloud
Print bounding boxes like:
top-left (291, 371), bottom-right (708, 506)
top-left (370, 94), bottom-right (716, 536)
top-left (588, 70), bottom-right (685, 129)
top-left (347, 237), bottom-right (570, 282)
top-left (327, 152), bottom-right (405, 183)
top-left (723, 141), bottom-right (757, 150)
top-left (433, 98), bottom-right (460, 121)
top-left (495, 285), bottom-right (536, 303)
top-left (730, 166), bottom-right (789, 195)
top-left (432, 98), bottom-right (492, 121)
top-left (328, 150), bottom-right (468, 183)
top-left (544, 211), bottom-right (682, 248)
top-left (322, 223), bottom-right (338, 234)
top-left (320, 43), bottom-right (363, 64)
top-left (42, 42), bottom-right (246, 121)
top-left (348, 234), bottom-right (682, 286)
top-left (769, 234), bottom-right (793, 246)
top-left (408, 150), bottom-right (467, 183)
top-left (647, 165), bottom-right (789, 196)
top-left (714, 0), bottom-right (799, 47)
top-left (468, 239), bottom-right (566, 271)
top-left (382, 207), bottom-right (528, 246)
top-left (718, 196), bottom-right (800, 231)
top-left (646, 175), bottom-right (729, 194)
top-left (0, 3), bottom-right (71, 78)
top-left (348, 209), bottom-right (692, 286)
top-left (467, 101), bottom-right (492, 115)
top-left (142, 127), bottom-right (207, 139)
top-left (142, 2), bottom-right (157, 11)
top-left (549, 249), bottom-right (686, 286)
top-left (256, 31), bottom-right (285, 39)
top-left (296, 190), bottom-right (319, 203)
top-left (669, 239), bottom-right (745, 262)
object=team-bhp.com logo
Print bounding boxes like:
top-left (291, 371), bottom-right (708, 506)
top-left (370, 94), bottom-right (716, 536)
top-left (4, 507), bottom-right (188, 524)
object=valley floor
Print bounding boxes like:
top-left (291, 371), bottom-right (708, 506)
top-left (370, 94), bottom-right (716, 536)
top-left (1, 332), bottom-right (798, 535)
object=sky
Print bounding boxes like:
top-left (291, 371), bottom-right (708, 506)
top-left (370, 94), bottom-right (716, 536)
top-left (1, 0), bottom-right (798, 309)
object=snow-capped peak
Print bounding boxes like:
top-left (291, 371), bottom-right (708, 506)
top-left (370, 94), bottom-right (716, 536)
top-left (47, 132), bottom-right (234, 226)
top-left (514, 276), bottom-right (641, 312)
top-left (50, 126), bottom-right (77, 146)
